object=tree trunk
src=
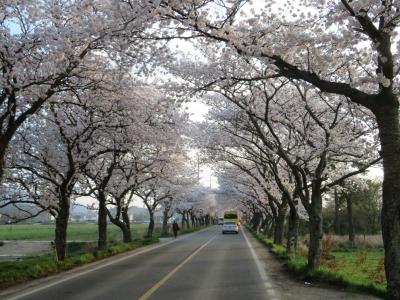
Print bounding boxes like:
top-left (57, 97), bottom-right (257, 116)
top-left (251, 211), bottom-right (261, 231)
top-left (185, 212), bottom-right (190, 228)
top-left (334, 187), bottom-right (340, 235)
top-left (147, 211), bottom-right (155, 238)
top-left (263, 217), bottom-right (271, 235)
top-left (105, 207), bottom-right (131, 243)
top-left (346, 196), bottom-right (355, 245)
top-left (268, 200), bottom-right (278, 236)
top-left (190, 213), bottom-right (195, 228)
top-left (97, 192), bottom-right (107, 250)
top-left (180, 212), bottom-right (186, 230)
top-left (287, 206), bottom-right (299, 253)
top-left (307, 183), bottom-right (323, 269)
top-left (122, 206), bottom-right (131, 228)
top-left (121, 207), bottom-right (132, 242)
top-left (54, 198), bottom-right (70, 261)
top-left (250, 213), bottom-right (256, 229)
top-left (118, 207), bottom-right (132, 243)
top-left (267, 220), bottom-right (275, 238)
top-left (273, 205), bottom-right (286, 245)
top-left (121, 224), bottom-right (132, 243)
top-left (374, 106), bottom-right (400, 299)
top-left (260, 214), bottom-right (267, 234)
top-left (161, 209), bottom-right (169, 237)
top-left (0, 138), bottom-right (6, 182)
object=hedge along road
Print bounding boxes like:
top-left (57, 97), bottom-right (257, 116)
top-left (1, 226), bottom-right (380, 300)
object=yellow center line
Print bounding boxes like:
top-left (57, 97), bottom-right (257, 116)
top-left (138, 234), bottom-right (218, 300)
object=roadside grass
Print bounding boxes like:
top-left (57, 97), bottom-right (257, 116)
top-left (0, 237), bottom-right (158, 290)
top-left (248, 227), bottom-right (386, 298)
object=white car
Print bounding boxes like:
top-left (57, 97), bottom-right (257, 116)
top-left (222, 222), bottom-right (239, 234)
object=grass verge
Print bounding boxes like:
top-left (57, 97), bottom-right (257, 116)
top-left (247, 226), bottom-right (386, 299)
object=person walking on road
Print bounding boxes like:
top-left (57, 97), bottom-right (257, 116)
top-left (172, 220), bottom-right (180, 238)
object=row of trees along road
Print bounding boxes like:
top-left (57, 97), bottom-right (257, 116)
top-left (1, 1), bottom-right (400, 298)
top-left (152, 1), bottom-right (400, 297)
top-left (0, 1), bottom-right (216, 261)
top-left (194, 80), bottom-right (379, 258)
top-left (2, 56), bottom-right (198, 259)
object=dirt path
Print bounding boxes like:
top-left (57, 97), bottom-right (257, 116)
top-left (247, 231), bottom-right (382, 300)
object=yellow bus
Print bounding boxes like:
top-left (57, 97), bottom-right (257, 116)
top-left (223, 210), bottom-right (239, 224)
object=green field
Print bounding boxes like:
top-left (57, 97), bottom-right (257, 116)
top-left (0, 223), bottom-right (156, 241)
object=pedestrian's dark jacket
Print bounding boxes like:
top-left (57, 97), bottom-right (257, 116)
top-left (172, 223), bottom-right (179, 231)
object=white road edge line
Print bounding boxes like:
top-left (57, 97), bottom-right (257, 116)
top-left (3, 226), bottom-right (213, 300)
top-left (242, 229), bottom-right (280, 300)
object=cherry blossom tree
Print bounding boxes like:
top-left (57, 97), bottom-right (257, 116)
top-left (4, 55), bottom-right (156, 256)
top-left (0, 0), bottom-right (163, 183)
top-left (78, 82), bottom-right (187, 243)
top-left (8, 89), bottom-right (111, 260)
top-left (134, 151), bottom-right (182, 238)
top-left (216, 165), bottom-right (269, 230)
top-left (204, 130), bottom-right (291, 244)
top-left (152, 159), bottom-right (197, 237)
top-left (174, 184), bottom-right (217, 229)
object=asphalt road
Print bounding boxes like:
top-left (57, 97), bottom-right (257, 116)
top-left (2, 226), bottom-right (278, 300)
